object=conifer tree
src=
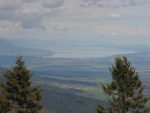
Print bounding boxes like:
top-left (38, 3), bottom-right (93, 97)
top-left (0, 83), bottom-right (10, 113)
top-left (0, 57), bottom-right (42, 113)
top-left (96, 57), bottom-right (149, 113)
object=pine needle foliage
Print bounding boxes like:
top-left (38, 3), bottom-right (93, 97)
top-left (0, 57), bottom-right (42, 113)
top-left (96, 57), bottom-right (149, 113)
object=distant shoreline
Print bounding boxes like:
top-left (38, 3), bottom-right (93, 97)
top-left (42, 47), bottom-right (137, 59)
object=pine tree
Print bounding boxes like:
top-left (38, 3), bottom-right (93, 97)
top-left (0, 82), bottom-right (10, 113)
top-left (96, 57), bottom-right (149, 113)
top-left (0, 57), bottom-right (42, 113)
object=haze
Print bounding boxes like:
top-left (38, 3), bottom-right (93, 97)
top-left (0, 0), bottom-right (150, 51)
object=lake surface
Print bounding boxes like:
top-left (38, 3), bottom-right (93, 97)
top-left (44, 47), bottom-right (136, 59)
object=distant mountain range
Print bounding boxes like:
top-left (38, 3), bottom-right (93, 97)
top-left (0, 38), bottom-right (52, 57)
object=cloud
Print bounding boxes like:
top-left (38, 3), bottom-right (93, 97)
top-left (22, 0), bottom-right (37, 3)
top-left (0, 0), bottom-right (150, 38)
top-left (53, 25), bottom-right (70, 32)
top-left (0, 20), bottom-right (22, 33)
top-left (0, 0), bottom-right (64, 29)
top-left (0, 0), bottom-right (22, 11)
top-left (110, 12), bottom-right (121, 18)
top-left (81, 0), bottom-right (149, 8)
top-left (94, 25), bottom-right (148, 36)
top-left (42, 0), bottom-right (64, 9)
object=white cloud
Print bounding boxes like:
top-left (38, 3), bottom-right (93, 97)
top-left (0, 0), bottom-right (150, 38)
top-left (53, 25), bottom-right (70, 32)
top-left (0, 20), bottom-right (23, 33)
top-left (81, 0), bottom-right (149, 8)
top-left (0, 0), bottom-right (22, 10)
top-left (110, 12), bottom-right (121, 18)
top-left (0, 0), bottom-right (64, 29)
top-left (94, 25), bottom-right (149, 36)
top-left (42, 0), bottom-right (64, 9)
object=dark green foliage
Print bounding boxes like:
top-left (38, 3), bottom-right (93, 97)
top-left (0, 84), bottom-right (10, 113)
top-left (0, 57), bottom-right (42, 113)
top-left (97, 57), bottom-right (149, 113)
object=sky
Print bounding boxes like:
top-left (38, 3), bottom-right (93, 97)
top-left (0, 0), bottom-right (150, 49)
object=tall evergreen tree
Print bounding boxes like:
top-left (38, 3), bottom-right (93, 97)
top-left (96, 57), bottom-right (149, 113)
top-left (0, 83), bottom-right (10, 113)
top-left (0, 57), bottom-right (42, 113)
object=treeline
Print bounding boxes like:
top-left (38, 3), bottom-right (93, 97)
top-left (0, 56), bottom-right (149, 113)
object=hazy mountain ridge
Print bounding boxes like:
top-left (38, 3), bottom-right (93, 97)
top-left (0, 38), bottom-right (52, 57)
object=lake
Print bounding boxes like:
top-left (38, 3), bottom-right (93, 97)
top-left (43, 47), bottom-right (136, 59)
